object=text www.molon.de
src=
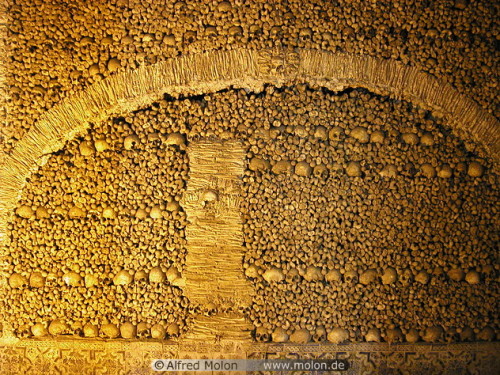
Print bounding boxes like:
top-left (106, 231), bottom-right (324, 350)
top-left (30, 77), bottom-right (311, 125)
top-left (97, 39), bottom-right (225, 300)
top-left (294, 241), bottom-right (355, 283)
top-left (152, 359), bottom-right (350, 372)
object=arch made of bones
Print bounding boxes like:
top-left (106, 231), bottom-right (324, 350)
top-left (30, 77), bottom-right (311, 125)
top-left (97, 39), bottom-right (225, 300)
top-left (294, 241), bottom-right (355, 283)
top-left (1, 47), bottom-right (499, 255)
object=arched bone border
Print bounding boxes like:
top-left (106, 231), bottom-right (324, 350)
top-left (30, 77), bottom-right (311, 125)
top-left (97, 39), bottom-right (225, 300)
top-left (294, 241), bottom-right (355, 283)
top-left (0, 47), bottom-right (499, 247)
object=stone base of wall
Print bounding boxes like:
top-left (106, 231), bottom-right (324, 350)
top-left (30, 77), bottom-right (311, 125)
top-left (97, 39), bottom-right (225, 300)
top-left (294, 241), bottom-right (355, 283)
top-left (0, 338), bottom-right (498, 374)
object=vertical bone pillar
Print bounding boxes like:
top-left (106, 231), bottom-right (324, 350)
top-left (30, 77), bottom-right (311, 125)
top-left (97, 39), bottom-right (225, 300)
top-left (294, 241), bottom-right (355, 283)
top-left (181, 139), bottom-right (253, 341)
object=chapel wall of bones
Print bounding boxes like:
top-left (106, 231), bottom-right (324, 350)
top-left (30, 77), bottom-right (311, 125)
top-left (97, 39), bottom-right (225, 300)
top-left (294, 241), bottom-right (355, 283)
top-left (3, 86), bottom-right (498, 343)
